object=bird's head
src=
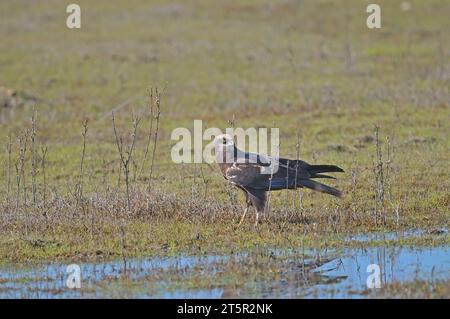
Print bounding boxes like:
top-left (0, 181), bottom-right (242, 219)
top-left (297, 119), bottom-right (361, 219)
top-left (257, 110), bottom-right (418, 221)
top-left (213, 134), bottom-right (235, 162)
top-left (213, 134), bottom-right (234, 148)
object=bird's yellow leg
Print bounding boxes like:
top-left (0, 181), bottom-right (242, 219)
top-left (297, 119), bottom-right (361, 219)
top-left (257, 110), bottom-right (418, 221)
top-left (254, 211), bottom-right (259, 227)
top-left (237, 205), bottom-right (249, 227)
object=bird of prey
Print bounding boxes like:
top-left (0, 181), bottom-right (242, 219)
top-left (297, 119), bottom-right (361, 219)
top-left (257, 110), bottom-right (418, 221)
top-left (213, 134), bottom-right (344, 226)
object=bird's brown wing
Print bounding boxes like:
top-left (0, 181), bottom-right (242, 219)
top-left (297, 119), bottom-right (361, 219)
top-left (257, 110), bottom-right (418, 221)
top-left (225, 161), bottom-right (307, 187)
top-left (224, 163), bottom-right (267, 212)
top-left (224, 163), bottom-right (262, 187)
top-left (223, 156), bottom-right (343, 198)
top-left (225, 160), bottom-right (341, 195)
top-left (224, 162), bottom-right (305, 189)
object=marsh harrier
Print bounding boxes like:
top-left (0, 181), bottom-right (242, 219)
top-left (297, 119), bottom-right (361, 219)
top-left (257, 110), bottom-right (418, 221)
top-left (213, 134), bottom-right (344, 226)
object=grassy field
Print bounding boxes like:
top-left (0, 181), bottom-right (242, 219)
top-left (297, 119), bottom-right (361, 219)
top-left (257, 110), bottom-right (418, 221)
top-left (0, 0), bottom-right (449, 270)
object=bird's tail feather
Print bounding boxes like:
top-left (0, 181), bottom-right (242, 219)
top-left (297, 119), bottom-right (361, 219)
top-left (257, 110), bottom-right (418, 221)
top-left (299, 179), bottom-right (342, 198)
top-left (310, 173), bottom-right (336, 179)
top-left (307, 164), bottom-right (344, 174)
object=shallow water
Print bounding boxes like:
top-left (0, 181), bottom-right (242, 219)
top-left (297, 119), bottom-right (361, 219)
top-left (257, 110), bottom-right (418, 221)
top-left (0, 231), bottom-right (448, 298)
top-left (309, 246), bottom-right (449, 298)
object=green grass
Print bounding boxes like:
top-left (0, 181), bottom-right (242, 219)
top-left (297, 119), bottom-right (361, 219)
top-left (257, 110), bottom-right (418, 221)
top-left (0, 0), bottom-right (449, 263)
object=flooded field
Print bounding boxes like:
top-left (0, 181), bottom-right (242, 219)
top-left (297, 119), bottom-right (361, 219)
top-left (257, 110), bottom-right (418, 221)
top-left (1, 231), bottom-right (448, 298)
